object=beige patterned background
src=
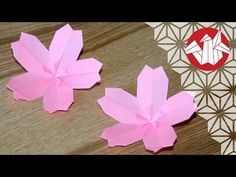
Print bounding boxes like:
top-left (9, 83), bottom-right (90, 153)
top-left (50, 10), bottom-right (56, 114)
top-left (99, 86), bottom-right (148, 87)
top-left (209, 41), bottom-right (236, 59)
top-left (146, 22), bottom-right (236, 155)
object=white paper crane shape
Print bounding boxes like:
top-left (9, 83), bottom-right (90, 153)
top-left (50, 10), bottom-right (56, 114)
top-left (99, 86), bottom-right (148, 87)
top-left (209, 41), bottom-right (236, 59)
top-left (185, 31), bottom-right (230, 65)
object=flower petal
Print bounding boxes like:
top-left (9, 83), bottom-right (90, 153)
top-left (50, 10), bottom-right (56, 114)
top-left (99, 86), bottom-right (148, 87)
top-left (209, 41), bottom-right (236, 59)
top-left (98, 88), bottom-right (149, 123)
top-left (65, 58), bottom-right (102, 75)
top-left (7, 72), bottom-right (50, 101)
top-left (98, 97), bottom-right (147, 124)
top-left (143, 124), bottom-right (177, 152)
top-left (13, 91), bottom-right (27, 100)
top-left (61, 58), bottom-right (102, 89)
top-left (43, 80), bottom-right (74, 113)
top-left (101, 123), bottom-right (147, 147)
top-left (62, 74), bottom-right (101, 89)
top-left (137, 65), bottom-right (168, 118)
top-left (49, 24), bottom-right (74, 65)
top-left (158, 91), bottom-right (196, 126)
top-left (50, 24), bottom-right (83, 72)
top-left (11, 41), bottom-right (44, 75)
top-left (15, 32), bottom-right (53, 73)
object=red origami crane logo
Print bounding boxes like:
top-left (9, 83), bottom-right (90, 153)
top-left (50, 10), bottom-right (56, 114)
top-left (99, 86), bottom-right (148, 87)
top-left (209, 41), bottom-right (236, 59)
top-left (185, 27), bottom-right (230, 71)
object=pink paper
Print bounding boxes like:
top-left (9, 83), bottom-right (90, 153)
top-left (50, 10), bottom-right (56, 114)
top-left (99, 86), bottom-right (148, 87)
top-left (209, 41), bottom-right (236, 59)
top-left (98, 65), bottom-right (196, 153)
top-left (7, 24), bottom-right (102, 113)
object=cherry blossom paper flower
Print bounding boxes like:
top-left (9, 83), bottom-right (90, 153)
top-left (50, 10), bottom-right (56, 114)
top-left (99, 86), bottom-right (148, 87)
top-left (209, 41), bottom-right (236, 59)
top-left (98, 65), bottom-right (196, 153)
top-left (7, 24), bottom-right (102, 113)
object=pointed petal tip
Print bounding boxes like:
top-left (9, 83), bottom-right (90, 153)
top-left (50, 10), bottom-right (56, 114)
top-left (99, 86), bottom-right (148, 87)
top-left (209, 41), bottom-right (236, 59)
top-left (12, 91), bottom-right (20, 100)
top-left (20, 32), bottom-right (34, 40)
top-left (6, 80), bottom-right (12, 89)
top-left (184, 91), bottom-right (196, 98)
top-left (154, 66), bottom-right (168, 83)
top-left (155, 65), bottom-right (166, 75)
top-left (104, 88), bottom-right (109, 94)
top-left (142, 64), bottom-right (154, 72)
top-left (44, 105), bottom-right (58, 113)
top-left (44, 101), bottom-right (73, 114)
top-left (108, 141), bottom-right (116, 147)
top-left (184, 91), bottom-right (197, 109)
top-left (144, 140), bottom-right (176, 153)
top-left (58, 23), bottom-right (73, 32)
top-left (45, 107), bottom-right (72, 113)
top-left (145, 146), bottom-right (162, 153)
top-left (7, 81), bottom-right (27, 101)
top-left (140, 65), bottom-right (167, 76)
top-left (95, 59), bottom-right (103, 70)
top-left (74, 29), bottom-right (83, 37)
top-left (13, 97), bottom-right (20, 101)
top-left (100, 130), bottom-right (107, 139)
top-left (155, 65), bottom-right (164, 70)
top-left (13, 93), bottom-right (30, 101)
top-left (48, 110), bottom-right (57, 113)
top-left (63, 23), bottom-right (72, 28)
top-left (11, 42), bottom-right (21, 61)
top-left (11, 41), bottom-right (18, 49)
top-left (20, 32), bottom-right (39, 43)
top-left (138, 65), bottom-right (154, 81)
top-left (12, 96), bottom-right (20, 101)
top-left (62, 101), bottom-right (74, 111)
top-left (194, 104), bottom-right (197, 111)
top-left (20, 32), bottom-right (27, 36)
top-left (97, 75), bottom-right (101, 83)
top-left (89, 58), bottom-right (103, 71)
top-left (97, 97), bottom-right (105, 105)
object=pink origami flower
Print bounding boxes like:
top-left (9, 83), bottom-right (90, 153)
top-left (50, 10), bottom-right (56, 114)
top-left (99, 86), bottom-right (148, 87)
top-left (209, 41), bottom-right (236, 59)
top-left (98, 65), bottom-right (196, 153)
top-left (7, 24), bottom-right (102, 113)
